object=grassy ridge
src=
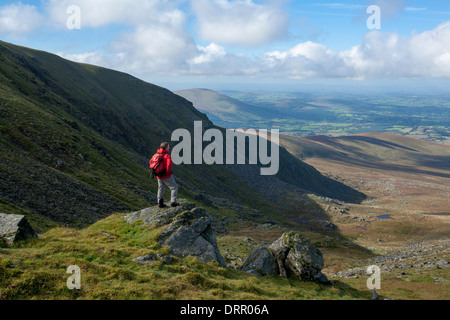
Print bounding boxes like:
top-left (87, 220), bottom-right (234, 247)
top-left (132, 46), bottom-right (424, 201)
top-left (0, 213), bottom-right (368, 300)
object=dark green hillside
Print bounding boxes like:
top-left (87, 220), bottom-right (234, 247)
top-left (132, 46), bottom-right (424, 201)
top-left (0, 40), bottom-right (363, 231)
top-left (0, 41), bottom-right (211, 154)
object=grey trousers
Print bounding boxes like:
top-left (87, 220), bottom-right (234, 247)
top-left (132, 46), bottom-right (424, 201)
top-left (157, 176), bottom-right (178, 203)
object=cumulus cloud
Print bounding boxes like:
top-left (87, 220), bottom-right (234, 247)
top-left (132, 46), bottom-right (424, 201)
top-left (59, 20), bottom-right (450, 80)
top-left (46, 0), bottom-right (200, 74)
top-left (182, 21), bottom-right (450, 79)
top-left (45, 0), bottom-right (174, 28)
top-left (0, 3), bottom-right (42, 36)
top-left (57, 51), bottom-right (105, 66)
top-left (261, 21), bottom-right (450, 79)
top-left (2, 0), bottom-right (450, 80)
top-left (191, 0), bottom-right (289, 46)
top-left (110, 24), bottom-right (199, 74)
top-left (190, 43), bottom-right (227, 65)
top-left (262, 42), bottom-right (352, 78)
top-left (189, 43), bottom-right (258, 76)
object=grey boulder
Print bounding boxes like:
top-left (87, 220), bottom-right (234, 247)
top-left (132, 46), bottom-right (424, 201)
top-left (125, 203), bottom-right (225, 267)
top-left (238, 245), bottom-right (279, 277)
top-left (240, 232), bottom-right (329, 284)
top-left (270, 232), bottom-right (329, 284)
top-left (124, 202), bottom-right (196, 226)
top-left (0, 213), bottom-right (37, 245)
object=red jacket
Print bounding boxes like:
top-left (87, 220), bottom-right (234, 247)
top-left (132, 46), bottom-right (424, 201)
top-left (155, 148), bottom-right (172, 180)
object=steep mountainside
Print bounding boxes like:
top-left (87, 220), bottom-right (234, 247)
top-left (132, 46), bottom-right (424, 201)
top-left (0, 41), bottom-right (363, 231)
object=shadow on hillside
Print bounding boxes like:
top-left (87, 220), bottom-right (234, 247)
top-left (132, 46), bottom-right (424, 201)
top-left (320, 151), bottom-right (450, 179)
top-left (275, 147), bottom-right (367, 204)
top-left (302, 136), bottom-right (450, 179)
top-left (340, 136), bottom-right (419, 152)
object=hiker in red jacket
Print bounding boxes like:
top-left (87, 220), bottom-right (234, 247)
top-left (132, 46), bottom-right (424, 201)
top-left (155, 142), bottom-right (179, 208)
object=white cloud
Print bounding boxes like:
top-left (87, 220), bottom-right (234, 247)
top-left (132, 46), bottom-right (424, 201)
top-left (191, 0), bottom-right (289, 46)
top-left (45, 0), bottom-right (181, 28)
top-left (190, 43), bottom-right (227, 65)
top-left (47, 0), bottom-right (200, 74)
top-left (189, 44), bottom-right (257, 76)
top-left (110, 24), bottom-right (199, 74)
top-left (58, 51), bottom-right (105, 66)
top-left (261, 21), bottom-right (450, 79)
top-left (3, 1), bottom-right (450, 81)
top-left (263, 42), bottom-right (351, 78)
top-left (60, 21), bottom-right (450, 80)
top-left (0, 3), bottom-right (42, 36)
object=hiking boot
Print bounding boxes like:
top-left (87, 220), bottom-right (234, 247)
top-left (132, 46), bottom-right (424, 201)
top-left (159, 199), bottom-right (167, 208)
top-left (170, 202), bottom-right (179, 207)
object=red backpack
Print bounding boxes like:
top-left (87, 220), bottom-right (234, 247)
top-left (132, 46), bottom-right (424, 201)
top-left (149, 153), bottom-right (166, 178)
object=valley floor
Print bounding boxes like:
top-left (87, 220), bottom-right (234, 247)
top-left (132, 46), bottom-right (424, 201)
top-left (289, 133), bottom-right (450, 299)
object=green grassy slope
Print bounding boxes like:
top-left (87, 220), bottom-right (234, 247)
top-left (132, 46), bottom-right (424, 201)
top-left (0, 212), bottom-right (369, 300)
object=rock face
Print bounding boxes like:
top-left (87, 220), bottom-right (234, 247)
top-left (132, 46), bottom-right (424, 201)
top-left (0, 213), bottom-right (37, 245)
top-left (240, 232), bottom-right (329, 284)
top-left (238, 245), bottom-right (279, 277)
top-left (270, 233), bottom-right (329, 284)
top-left (125, 203), bottom-right (226, 267)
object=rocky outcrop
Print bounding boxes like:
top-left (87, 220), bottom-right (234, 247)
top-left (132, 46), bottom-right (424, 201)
top-left (270, 232), bottom-right (329, 284)
top-left (238, 245), bottom-right (279, 277)
top-left (125, 203), bottom-right (225, 267)
top-left (240, 232), bottom-right (329, 284)
top-left (0, 213), bottom-right (37, 245)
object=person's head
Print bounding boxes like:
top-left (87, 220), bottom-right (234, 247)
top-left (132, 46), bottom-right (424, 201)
top-left (160, 142), bottom-right (170, 151)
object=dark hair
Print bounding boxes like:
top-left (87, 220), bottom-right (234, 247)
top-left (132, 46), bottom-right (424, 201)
top-left (160, 142), bottom-right (169, 150)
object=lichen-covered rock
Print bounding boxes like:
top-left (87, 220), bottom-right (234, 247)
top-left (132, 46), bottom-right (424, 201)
top-left (124, 202), bottom-right (196, 226)
top-left (238, 245), bottom-right (279, 276)
top-left (269, 232), bottom-right (329, 284)
top-left (0, 213), bottom-right (37, 245)
top-left (239, 232), bottom-right (329, 284)
top-left (125, 203), bottom-right (225, 267)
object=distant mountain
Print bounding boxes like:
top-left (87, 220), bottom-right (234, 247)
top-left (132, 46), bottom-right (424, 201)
top-left (0, 40), bottom-right (364, 231)
top-left (174, 88), bottom-right (277, 128)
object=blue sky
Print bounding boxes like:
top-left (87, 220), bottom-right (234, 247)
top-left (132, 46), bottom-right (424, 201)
top-left (1, 0), bottom-right (450, 91)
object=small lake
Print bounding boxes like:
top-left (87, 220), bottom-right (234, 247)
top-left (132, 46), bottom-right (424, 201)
top-left (377, 214), bottom-right (392, 220)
